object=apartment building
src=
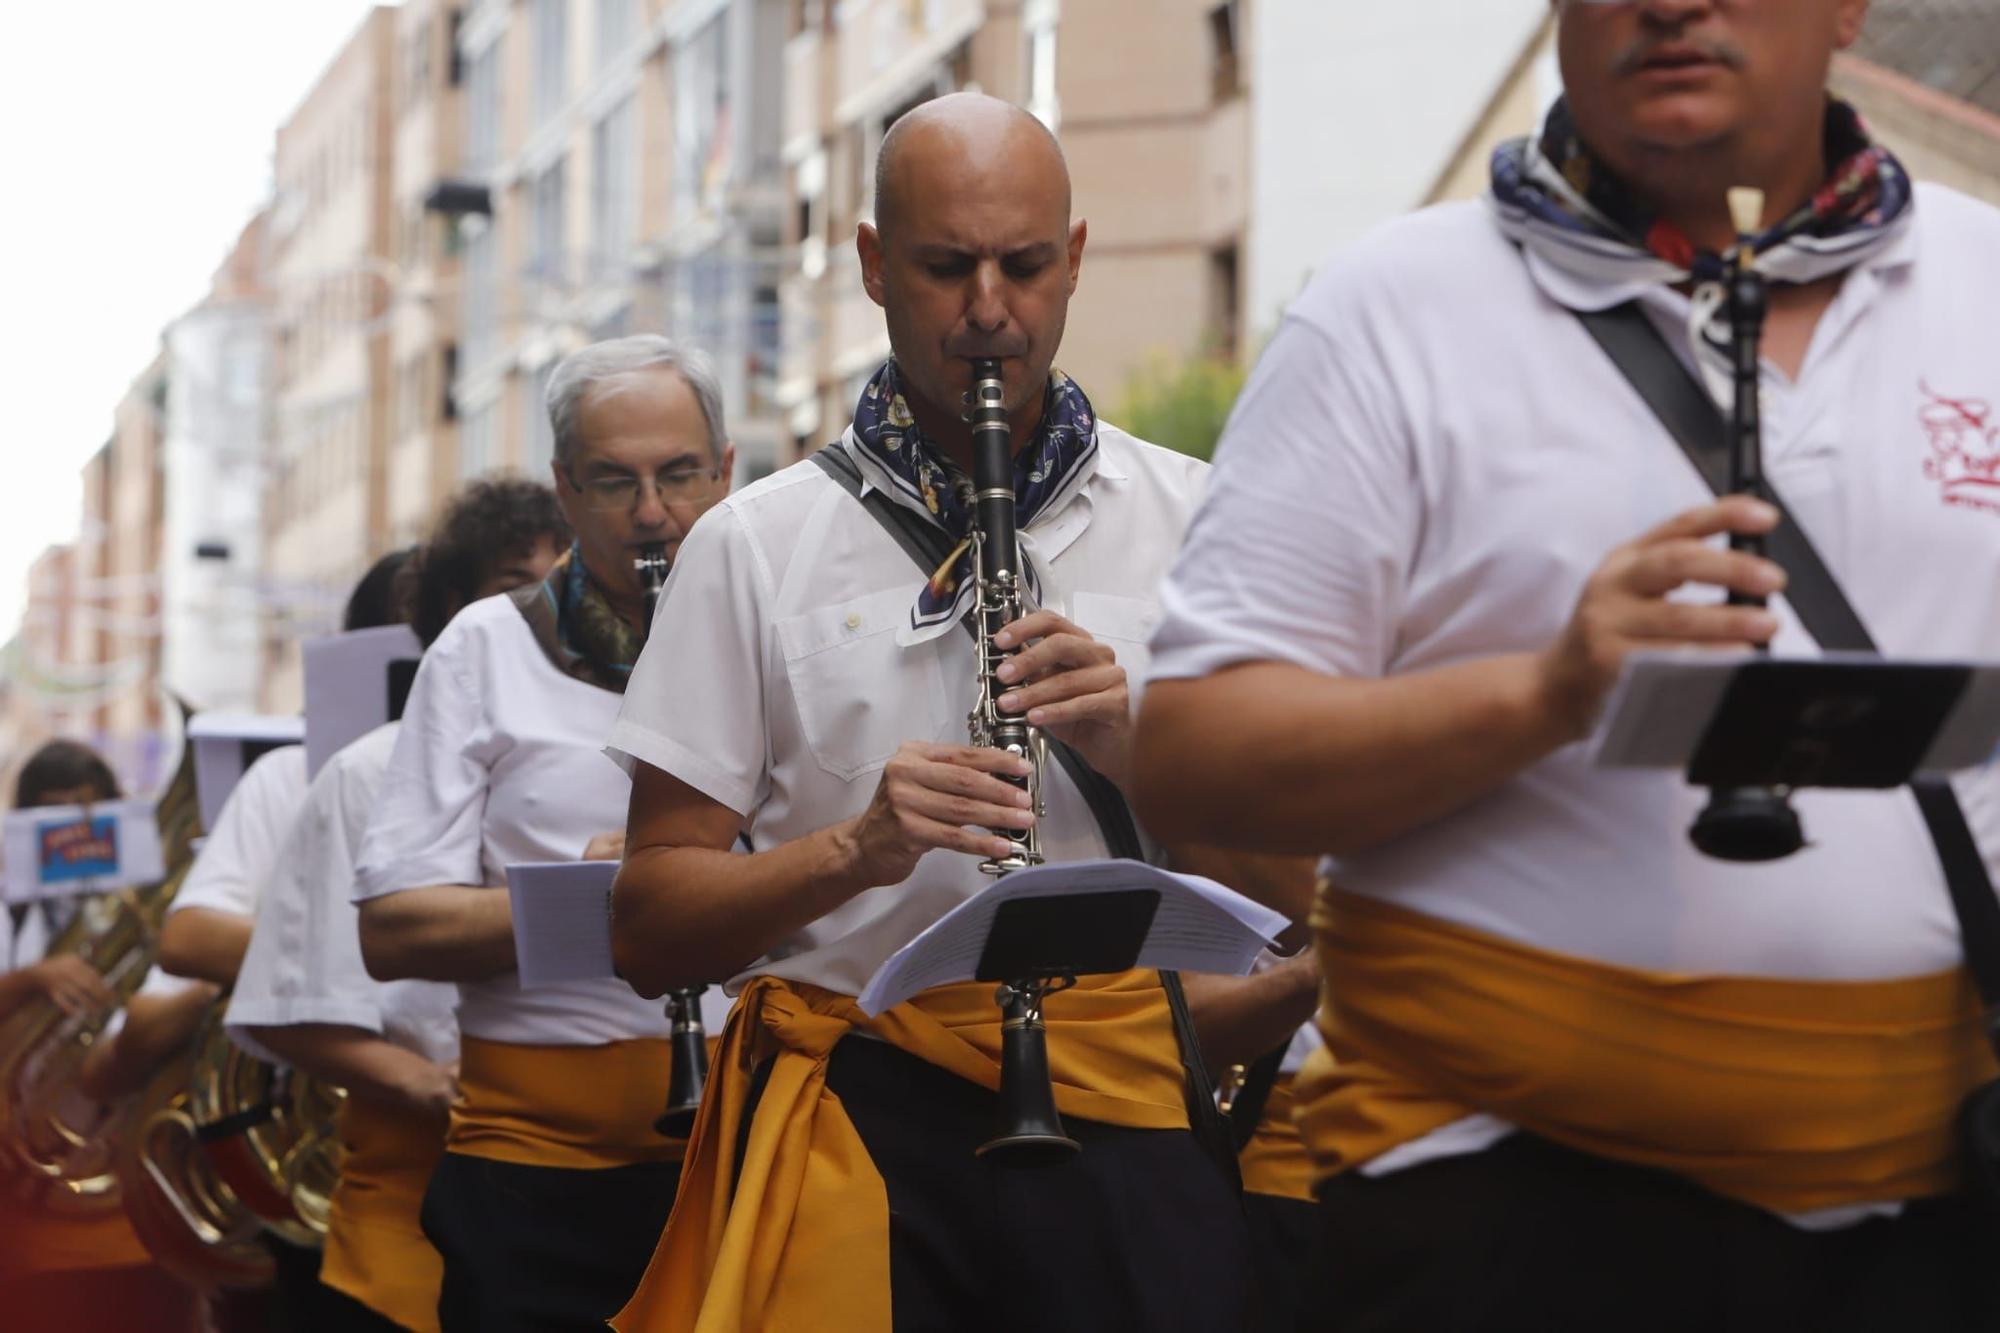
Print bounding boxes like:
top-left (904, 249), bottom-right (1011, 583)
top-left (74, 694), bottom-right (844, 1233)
top-left (450, 0), bottom-right (789, 488)
top-left (261, 8), bottom-right (397, 711)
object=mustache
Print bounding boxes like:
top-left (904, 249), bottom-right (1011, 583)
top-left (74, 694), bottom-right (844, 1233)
top-left (1612, 32), bottom-right (1749, 77)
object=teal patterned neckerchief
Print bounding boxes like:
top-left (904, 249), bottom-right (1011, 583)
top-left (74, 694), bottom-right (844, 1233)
top-left (509, 542), bottom-right (640, 694)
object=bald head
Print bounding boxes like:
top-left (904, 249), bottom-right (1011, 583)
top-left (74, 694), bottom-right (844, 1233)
top-left (873, 93), bottom-right (1071, 241)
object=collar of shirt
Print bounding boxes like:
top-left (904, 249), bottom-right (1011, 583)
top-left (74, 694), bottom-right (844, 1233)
top-left (836, 424), bottom-right (1131, 645)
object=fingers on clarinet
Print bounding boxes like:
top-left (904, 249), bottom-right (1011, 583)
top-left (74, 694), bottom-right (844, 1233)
top-left (913, 763), bottom-right (1035, 811)
top-left (998, 665), bottom-right (1123, 714)
top-left (907, 787), bottom-right (1035, 830)
top-left (1633, 603), bottom-right (1781, 644)
top-left (1623, 542), bottom-right (1785, 598)
top-left (945, 744), bottom-right (1035, 777)
top-left (1644, 496), bottom-right (1781, 543)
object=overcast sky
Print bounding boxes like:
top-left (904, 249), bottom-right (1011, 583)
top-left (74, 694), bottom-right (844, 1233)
top-left (0, 1), bottom-right (381, 634)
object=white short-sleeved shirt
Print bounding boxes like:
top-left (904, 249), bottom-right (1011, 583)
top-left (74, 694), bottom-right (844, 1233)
top-left (1149, 184), bottom-right (2000, 987)
top-left (170, 745), bottom-right (309, 923)
top-left (608, 424), bottom-right (1208, 997)
top-left (354, 594), bottom-right (662, 1046)
top-left (228, 723), bottom-right (457, 1069)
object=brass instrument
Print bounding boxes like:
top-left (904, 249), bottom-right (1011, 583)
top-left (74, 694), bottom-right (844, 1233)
top-left (115, 998), bottom-right (346, 1289)
top-left (1687, 187), bottom-right (1806, 863)
top-left (964, 357), bottom-right (1076, 1163)
top-left (0, 708), bottom-right (202, 1215)
top-left (636, 541), bottom-right (713, 1138)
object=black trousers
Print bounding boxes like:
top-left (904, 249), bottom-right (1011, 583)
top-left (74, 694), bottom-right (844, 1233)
top-left (1243, 1192), bottom-right (1316, 1333)
top-left (1307, 1133), bottom-right (2000, 1333)
top-left (419, 1151), bottom-right (681, 1333)
top-left (812, 1034), bottom-right (1253, 1333)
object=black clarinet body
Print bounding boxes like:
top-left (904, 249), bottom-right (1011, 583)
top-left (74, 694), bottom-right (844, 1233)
top-left (962, 359), bottom-right (1077, 1162)
top-left (1687, 190), bottom-right (1806, 863)
top-left (634, 542), bottom-right (715, 1137)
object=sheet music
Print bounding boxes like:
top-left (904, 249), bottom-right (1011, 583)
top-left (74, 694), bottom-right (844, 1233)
top-left (506, 860), bottom-right (617, 989)
top-left (304, 624), bottom-right (423, 777)
top-left (857, 858), bottom-right (1288, 1016)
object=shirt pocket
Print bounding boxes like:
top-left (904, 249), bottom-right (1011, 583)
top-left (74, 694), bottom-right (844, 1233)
top-left (1070, 590), bottom-right (1162, 687)
top-left (776, 586), bottom-right (950, 781)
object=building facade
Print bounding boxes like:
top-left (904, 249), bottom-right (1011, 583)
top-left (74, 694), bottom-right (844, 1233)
top-left (449, 0), bottom-right (789, 490)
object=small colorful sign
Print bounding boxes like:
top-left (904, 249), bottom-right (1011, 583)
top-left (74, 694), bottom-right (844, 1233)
top-left (2, 799), bottom-right (164, 903)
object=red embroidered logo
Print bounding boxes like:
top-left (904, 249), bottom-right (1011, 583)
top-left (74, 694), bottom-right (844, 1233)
top-left (1920, 382), bottom-right (2000, 514)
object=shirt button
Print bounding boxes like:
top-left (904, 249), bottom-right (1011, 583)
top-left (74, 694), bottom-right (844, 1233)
top-left (846, 613), bottom-right (862, 629)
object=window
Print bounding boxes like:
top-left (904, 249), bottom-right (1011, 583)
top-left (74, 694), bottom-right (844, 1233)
top-left (461, 218), bottom-right (498, 369)
top-left (534, 0), bottom-right (569, 124)
top-left (673, 15), bottom-right (731, 223)
top-left (522, 363), bottom-right (557, 473)
top-left (1024, 6), bottom-right (1058, 129)
top-left (459, 400), bottom-right (497, 479)
top-left (591, 97), bottom-right (637, 282)
top-left (1208, 242), bottom-right (1240, 358)
top-left (1207, 1), bottom-right (1241, 103)
top-left (531, 157), bottom-right (568, 286)
top-left (596, 0), bottom-right (637, 68)
top-left (465, 42), bottom-right (501, 172)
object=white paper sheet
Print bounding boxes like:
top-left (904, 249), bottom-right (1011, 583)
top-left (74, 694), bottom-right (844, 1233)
top-left (304, 625), bottom-right (423, 778)
top-left (506, 860), bottom-right (617, 989)
top-left (1592, 649), bottom-right (2000, 774)
top-left (188, 712), bottom-right (305, 831)
top-left (857, 858), bottom-right (1289, 1017)
top-left (2, 799), bottom-right (165, 904)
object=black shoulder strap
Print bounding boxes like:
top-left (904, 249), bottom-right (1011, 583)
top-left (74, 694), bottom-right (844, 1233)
top-left (1227, 1043), bottom-right (1288, 1151)
top-left (1577, 304), bottom-right (2000, 1045)
top-left (809, 444), bottom-right (1237, 1181)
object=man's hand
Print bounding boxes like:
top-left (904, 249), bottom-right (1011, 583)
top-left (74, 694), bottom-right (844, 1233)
top-left (1538, 496), bottom-right (1785, 738)
top-left (394, 1058), bottom-right (459, 1124)
top-left (582, 832), bottom-right (627, 863)
top-left (836, 742), bottom-right (1036, 889)
top-left (993, 609), bottom-right (1132, 783)
top-left (24, 955), bottom-right (115, 1016)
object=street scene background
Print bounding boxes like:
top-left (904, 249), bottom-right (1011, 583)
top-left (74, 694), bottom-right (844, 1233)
top-left (3, 0), bottom-right (1995, 794)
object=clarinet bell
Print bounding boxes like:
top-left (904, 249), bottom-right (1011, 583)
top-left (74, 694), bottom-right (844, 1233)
top-left (1689, 785), bottom-right (1805, 863)
top-left (653, 990), bottom-right (709, 1138)
top-left (976, 982), bottom-right (1080, 1165)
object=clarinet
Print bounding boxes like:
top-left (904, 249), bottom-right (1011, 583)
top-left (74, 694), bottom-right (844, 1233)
top-left (634, 542), bottom-right (713, 1137)
top-left (1687, 188), bottom-right (1806, 863)
top-left (964, 359), bottom-right (1074, 1161)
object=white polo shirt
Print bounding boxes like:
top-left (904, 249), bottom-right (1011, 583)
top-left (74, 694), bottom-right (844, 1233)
top-left (353, 594), bottom-right (664, 1046)
top-left (229, 723), bottom-right (456, 1069)
top-left (608, 423), bottom-right (1207, 998)
top-left (170, 744), bottom-right (309, 922)
top-left (1149, 181), bottom-right (2000, 988)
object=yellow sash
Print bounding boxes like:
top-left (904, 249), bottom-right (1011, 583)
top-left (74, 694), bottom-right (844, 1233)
top-left (1297, 887), bottom-right (1999, 1214)
top-left (449, 1036), bottom-right (685, 1169)
top-left (612, 969), bottom-right (1190, 1333)
top-left (1239, 1075), bottom-right (1313, 1203)
top-left (320, 1097), bottom-right (449, 1333)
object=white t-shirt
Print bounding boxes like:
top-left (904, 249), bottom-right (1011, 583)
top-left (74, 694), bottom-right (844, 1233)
top-left (353, 594), bottom-right (663, 1046)
top-left (1149, 184), bottom-right (2000, 986)
top-left (1147, 185), bottom-right (2000, 1219)
top-left (228, 723), bottom-right (457, 1069)
top-left (608, 424), bottom-right (1207, 997)
top-left (170, 745), bottom-right (309, 923)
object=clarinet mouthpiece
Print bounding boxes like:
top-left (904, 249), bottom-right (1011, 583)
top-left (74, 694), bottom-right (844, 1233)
top-left (1727, 187), bottom-right (1766, 242)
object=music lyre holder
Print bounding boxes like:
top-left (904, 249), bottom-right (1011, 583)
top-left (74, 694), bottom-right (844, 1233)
top-left (971, 888), bottom-right (1160, 1164)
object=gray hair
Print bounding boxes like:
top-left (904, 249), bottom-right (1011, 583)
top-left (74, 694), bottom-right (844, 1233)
top-left (545, 334), bottom-right (729, 467)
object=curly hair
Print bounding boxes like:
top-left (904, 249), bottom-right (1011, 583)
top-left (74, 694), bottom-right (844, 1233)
top-left (402, 479), bottom-right (570, 646)
top-left (14, 739), bottom-right (121, 809)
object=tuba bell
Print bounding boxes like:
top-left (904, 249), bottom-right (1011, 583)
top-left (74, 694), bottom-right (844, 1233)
top-left (0, 706), bottom-right (203, 1215)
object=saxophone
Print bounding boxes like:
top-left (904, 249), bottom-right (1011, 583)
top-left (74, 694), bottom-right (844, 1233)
top-left (0, 708), bottom-right (202, 1215)
top-left (636, 542), bottom-right (713, 1138)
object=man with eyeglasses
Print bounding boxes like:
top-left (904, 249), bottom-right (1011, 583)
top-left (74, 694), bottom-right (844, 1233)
top-left (356, 336), bottom-right (733, 1332)
top-left (1133, 0), bottom-right (2000, 1328)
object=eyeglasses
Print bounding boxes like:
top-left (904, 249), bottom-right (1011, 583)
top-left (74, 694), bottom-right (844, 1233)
top-left (569, 464), bottom-right (723, 512)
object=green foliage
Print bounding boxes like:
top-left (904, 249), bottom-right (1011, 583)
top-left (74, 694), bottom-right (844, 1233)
top-left (1116, 352), bottom-right (1248, 463)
